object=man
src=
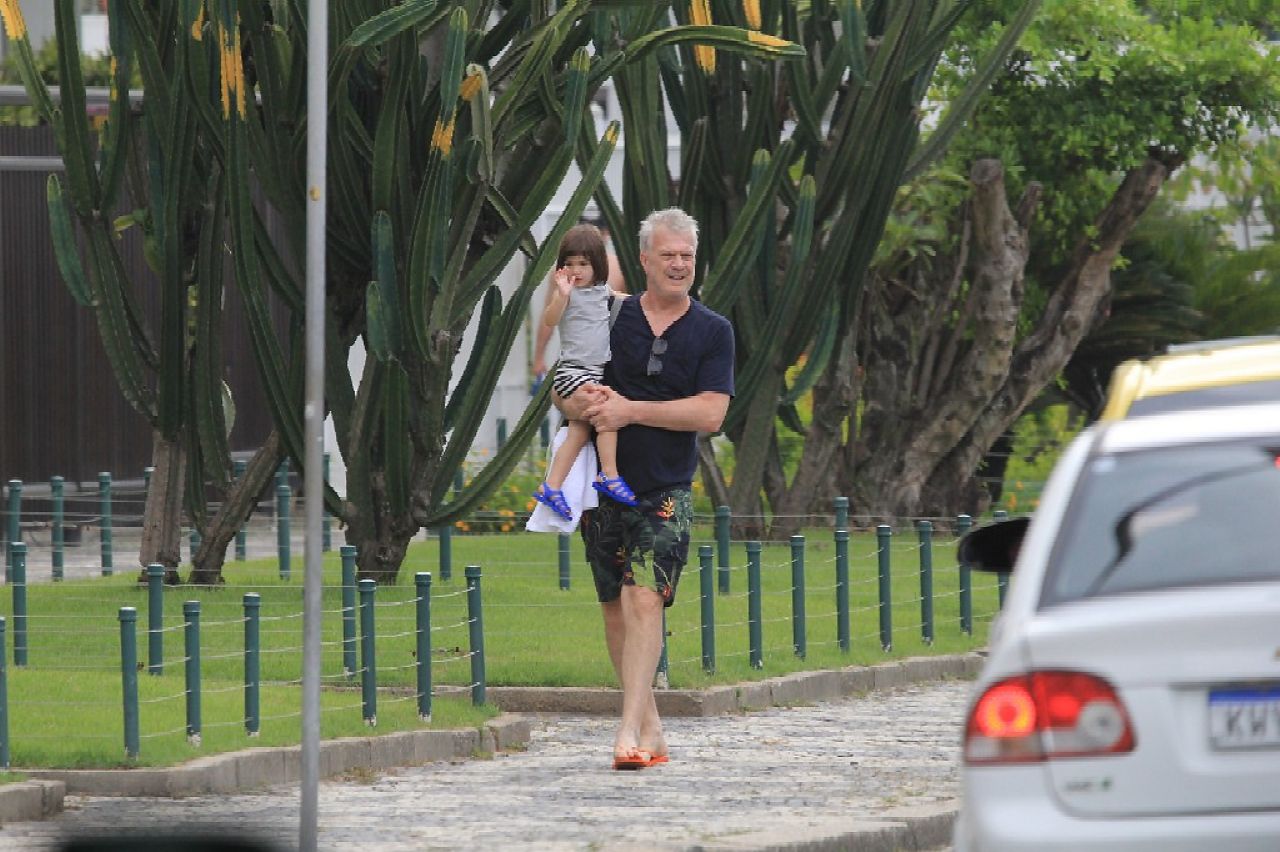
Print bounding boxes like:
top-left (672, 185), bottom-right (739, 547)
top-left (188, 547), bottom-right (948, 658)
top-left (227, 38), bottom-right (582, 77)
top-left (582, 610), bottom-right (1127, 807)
top-left (560, 207), bottom-right (734, 769)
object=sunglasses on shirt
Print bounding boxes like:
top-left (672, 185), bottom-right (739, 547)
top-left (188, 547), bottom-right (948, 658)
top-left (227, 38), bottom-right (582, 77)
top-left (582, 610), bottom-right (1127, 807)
top-left (647, 337), bottom-right (668, 376)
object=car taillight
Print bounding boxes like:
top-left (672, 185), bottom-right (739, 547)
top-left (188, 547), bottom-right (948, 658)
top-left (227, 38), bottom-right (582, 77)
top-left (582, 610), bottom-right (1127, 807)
top-left (964, 671), bottom-right (1135, 764)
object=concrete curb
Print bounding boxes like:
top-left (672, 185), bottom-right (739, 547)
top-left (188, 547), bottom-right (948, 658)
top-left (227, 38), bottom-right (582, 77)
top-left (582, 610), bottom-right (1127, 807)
top-left (743, 802), bottom-right (958, 852)
top-left (22, 714), bottom-right (530, 801)
top-left (2, 653), bottom-right (980, 826)
top-left (487, 652), bottom-right (984, 716)
top-left (0, 780), bottom-right (65, 824)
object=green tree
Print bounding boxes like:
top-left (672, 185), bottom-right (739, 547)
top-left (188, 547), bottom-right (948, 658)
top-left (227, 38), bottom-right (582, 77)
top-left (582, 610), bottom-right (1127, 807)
top-left (834, 0), bottom-right (1280, 521)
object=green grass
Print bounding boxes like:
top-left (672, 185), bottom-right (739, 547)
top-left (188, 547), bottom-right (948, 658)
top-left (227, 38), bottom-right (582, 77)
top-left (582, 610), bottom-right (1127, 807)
top-left (0, 525), bottom-right (998, 768)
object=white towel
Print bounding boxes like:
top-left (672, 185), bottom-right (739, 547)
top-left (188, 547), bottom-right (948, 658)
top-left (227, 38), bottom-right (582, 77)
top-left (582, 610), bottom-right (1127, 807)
top-left (525, 426), bottom-right (599, 533)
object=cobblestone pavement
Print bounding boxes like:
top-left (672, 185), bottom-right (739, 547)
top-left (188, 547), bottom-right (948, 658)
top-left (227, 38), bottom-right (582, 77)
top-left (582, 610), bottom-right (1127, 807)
top-left (0, 679), bottom-right (968, 851)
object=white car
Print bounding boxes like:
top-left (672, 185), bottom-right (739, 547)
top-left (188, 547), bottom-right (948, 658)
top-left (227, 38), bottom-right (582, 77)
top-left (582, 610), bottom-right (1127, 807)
top-left (953, 403), bottom-right (1280, 851)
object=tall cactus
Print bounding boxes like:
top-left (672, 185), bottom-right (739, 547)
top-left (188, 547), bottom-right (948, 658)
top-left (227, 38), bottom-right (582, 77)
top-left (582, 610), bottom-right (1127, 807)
top-left (206, 2), bottom-right (802, 582)
top-left (2, 0), bottom-right (283, 581)
top-left (590, 0), bottom-right (1038, 536)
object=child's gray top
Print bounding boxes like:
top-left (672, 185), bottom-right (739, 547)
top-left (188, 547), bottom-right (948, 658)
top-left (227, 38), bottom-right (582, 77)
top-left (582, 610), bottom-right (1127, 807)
top-left (557, 281), bottom-right (611, 366)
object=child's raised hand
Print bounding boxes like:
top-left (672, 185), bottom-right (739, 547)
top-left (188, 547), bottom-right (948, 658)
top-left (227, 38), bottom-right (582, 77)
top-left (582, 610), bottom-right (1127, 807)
top-left (553, 267), bottom-right (575, 296)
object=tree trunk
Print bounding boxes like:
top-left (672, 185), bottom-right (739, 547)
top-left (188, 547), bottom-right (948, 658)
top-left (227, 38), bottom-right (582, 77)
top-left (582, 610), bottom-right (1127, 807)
top-left (188, 431), bottom-right (284, 585)
top-left (138, 430), bottom-right (186, 584)
top-left (849, 158), bottom-right (1034, 521)
top-left (846, 155), bottom-right (1177, 521)
top-left (767, 330), bottom-right (858, 539)
top-left (911, 155), bottom-right (1180, 518)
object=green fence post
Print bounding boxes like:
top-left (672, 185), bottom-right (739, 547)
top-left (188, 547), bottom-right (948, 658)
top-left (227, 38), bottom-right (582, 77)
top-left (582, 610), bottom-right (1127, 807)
top-left (539, 416), bottom-right (550, 449)
top-left (233, 459), bottom-right (247, 561)
top-left (438, 525), bottom-right (453, 582)
top-left (359, 579), bottom-right (378, 725)
top-left (0, 618), bottom-right (7, 768)
top-left (183, 601), bottom-right (201, 744)
top-left (340, 545), bottom-right (358, 678)
top-left (416, 572), bottom-right (432, 721)
top-left (876, 524), bottom-right (893, 651)
top-left (496, 417), bottom-right (508, 450)
top-left (188, 528), bottom-right (201, 563)
top-left (698, 544), bottom-right (715, 673)
top-left (453, 469), bottom-right (464, 497)
top-left (276, 458), bottom-right (290, 491)
top-left (10, 544), bottom-right (25, 667)
top-left (244, 593), bottom-right (260, 736)
top-left (557, 533), bottom-right (571, 591)
top-left (465, 566), bottom-right (486, 706)
top-left (715, 505), bottom-right (731, 595)
top-left (918, 521), bottom-right (934, 645)
top-left (5, 480), bottom-right (20, 585)
top-left (276, 483), bottom-right (291, 581)
top-left (834, 496), bottom-right (849, 532)
top-left (143, 466), bottom-right (153, 491)
top-left (119, 607), bottom-right (139, 760)
top-left (51, 476), bottom-right (64, 581)
top-left (791, 535), bottom-right (806, 659)
top-left (98, 472), bottom-right (113, 576)
top-left (322, 453), bottom-right (332, 552)
top-left (147, 564), bottom-right (164, 675)
top-left (746, 541), bottom-right (763, 669)
top-left (957, 514), bottom-right (973, 635)
top-left (835, 529), bottom-right (850, 652)
top-left (656, 609), bottom-right (669, 687)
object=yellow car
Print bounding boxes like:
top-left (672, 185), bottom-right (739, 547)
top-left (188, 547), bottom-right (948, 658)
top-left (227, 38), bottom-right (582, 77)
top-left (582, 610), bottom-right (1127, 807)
top-left (1100, 337), bottom-right (1280, 420)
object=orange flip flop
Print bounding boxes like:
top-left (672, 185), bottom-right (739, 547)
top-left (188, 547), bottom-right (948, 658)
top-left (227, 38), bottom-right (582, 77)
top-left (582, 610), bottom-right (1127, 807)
top-left (612, 748), bottom-right (653, 770)
top-left (646, 754), bottom-right (669, 766)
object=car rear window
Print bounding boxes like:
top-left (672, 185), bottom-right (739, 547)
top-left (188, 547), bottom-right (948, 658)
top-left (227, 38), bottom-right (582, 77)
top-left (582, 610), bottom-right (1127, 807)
top-left (1042, 440), bottom-right (1280, 606)
top-left (1127, 379), bottom-right (1280, 417)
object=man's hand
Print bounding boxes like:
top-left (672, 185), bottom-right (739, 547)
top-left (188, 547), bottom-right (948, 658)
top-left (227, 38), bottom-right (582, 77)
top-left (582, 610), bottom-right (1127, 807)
top-left (582, 385), bottom-right (632, 432)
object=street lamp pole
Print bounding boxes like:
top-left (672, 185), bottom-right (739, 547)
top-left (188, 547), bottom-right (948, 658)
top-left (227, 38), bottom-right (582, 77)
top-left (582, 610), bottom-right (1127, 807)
top-left (301, 1), bottom-right (329, 850)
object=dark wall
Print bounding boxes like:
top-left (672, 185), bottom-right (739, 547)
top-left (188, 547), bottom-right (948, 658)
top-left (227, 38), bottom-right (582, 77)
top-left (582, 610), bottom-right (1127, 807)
top-left (0, 125), bottom-right (285, 489)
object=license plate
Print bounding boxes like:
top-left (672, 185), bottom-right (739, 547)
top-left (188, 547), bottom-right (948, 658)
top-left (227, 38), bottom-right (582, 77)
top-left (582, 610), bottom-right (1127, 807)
top-left (1209, 685), bottom-right (1280, 749)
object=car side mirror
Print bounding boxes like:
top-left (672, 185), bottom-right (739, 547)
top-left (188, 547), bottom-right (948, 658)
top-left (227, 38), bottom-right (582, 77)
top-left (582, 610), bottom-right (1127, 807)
top-left (957, 517), bottom-right (1030, 572)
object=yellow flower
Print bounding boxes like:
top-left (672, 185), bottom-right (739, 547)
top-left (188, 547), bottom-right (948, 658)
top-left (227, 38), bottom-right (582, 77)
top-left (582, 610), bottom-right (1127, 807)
top-left (431, 115), bottom-right (457, 156)
top-left (460, 70), bottom-right (483, 102)
top-left (217, 14), bottom-right (247, 119)
top-left (501, 523), bottom-right (512, 532)
top-left (0, 0), bottom-right (27, 40)
top-left (525, 500), bottom-right (535, 511)
top-left (747, 31), bottom-right (790, 49)
top-left (689, 0), bottom-right (716, 74)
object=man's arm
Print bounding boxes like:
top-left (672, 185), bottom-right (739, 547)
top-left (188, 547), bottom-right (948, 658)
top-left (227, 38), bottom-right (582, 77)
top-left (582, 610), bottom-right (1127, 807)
top-left (582, 387), bottom-right (729, 434)
top-left (533, 319), bottom-right (555, 378)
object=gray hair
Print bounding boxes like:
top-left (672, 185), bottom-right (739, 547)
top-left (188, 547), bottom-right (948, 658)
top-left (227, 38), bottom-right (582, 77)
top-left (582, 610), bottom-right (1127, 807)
top-left (638, 207), bottom-right (699, 252)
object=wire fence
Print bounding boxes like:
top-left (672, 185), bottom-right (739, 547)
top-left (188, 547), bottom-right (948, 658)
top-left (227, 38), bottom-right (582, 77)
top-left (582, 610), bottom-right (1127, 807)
top-left (0, 469), bottom-right (1009, 768)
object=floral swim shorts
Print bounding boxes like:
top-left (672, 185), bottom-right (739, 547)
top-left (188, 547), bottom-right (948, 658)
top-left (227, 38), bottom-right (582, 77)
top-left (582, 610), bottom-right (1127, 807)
top-left (580, 486), bottom-right (693, 607)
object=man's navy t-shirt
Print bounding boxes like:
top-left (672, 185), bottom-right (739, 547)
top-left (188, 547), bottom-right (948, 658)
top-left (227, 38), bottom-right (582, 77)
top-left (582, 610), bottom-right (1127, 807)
top-left (604, 297), bottom-right (735, 497)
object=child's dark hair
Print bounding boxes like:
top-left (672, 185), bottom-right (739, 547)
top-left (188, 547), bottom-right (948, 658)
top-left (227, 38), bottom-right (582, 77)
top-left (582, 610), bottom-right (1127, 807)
top-left (557, 223), bottom-right (609, 285)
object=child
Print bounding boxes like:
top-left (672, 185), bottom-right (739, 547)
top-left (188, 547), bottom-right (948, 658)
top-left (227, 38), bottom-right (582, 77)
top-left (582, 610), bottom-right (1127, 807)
top-left (533, 224), bottom-right (636, 521)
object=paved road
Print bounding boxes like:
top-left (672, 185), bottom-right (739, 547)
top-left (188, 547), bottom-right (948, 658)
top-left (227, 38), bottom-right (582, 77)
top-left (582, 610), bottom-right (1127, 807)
top-left (0, 679), bottom-right (967, 851)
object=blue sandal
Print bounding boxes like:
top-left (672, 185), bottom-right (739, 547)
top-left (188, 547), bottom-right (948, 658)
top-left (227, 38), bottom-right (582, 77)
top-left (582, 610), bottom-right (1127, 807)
top-left (593, 474), bottom-right (638, 506)
top-left (533, 482), bottom-right (573, 521)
